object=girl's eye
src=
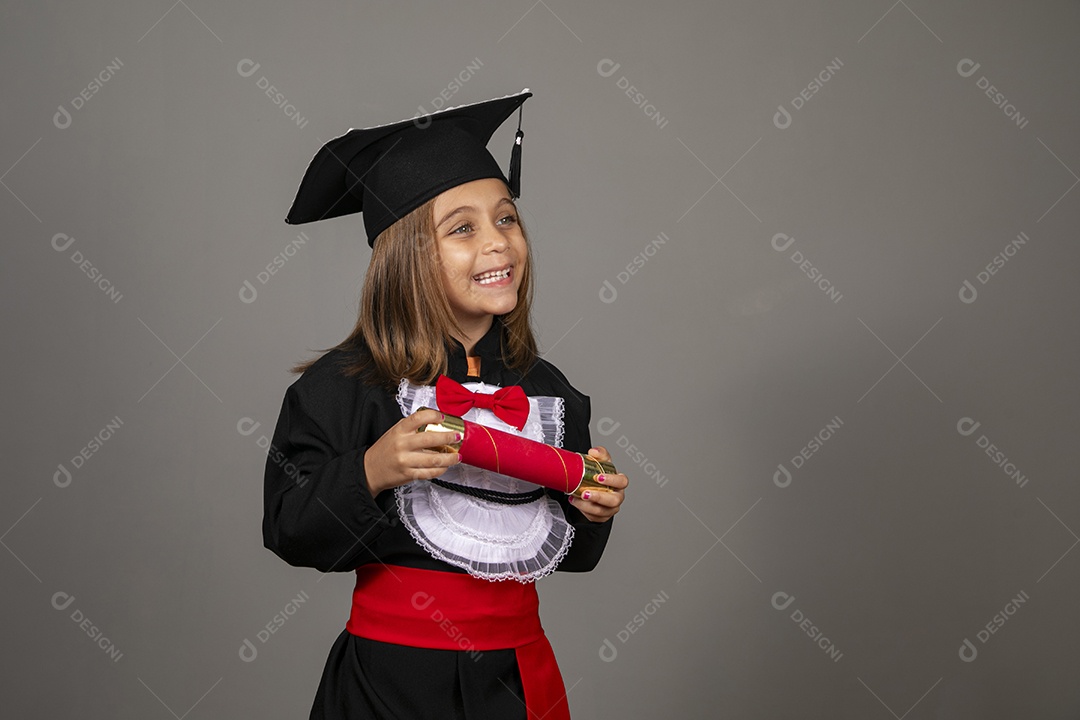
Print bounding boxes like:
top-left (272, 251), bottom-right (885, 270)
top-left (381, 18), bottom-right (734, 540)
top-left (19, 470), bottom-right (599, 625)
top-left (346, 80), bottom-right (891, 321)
top-left (450, 222), bottom-right (474, 235)
top-left (497, 214), bottom-right (518, 226)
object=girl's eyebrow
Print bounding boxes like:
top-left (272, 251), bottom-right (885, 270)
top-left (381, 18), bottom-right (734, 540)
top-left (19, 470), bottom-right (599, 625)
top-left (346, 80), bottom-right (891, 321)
top-left (436, 205), bottom-right (475, 229)
top-left (436, 197), bottom-right (516, 229)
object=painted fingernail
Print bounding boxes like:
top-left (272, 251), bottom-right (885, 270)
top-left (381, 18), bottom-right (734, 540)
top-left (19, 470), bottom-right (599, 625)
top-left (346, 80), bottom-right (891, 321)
top-left (583, 491), bottom-right (592, 500)
top-left (454, 432), bottom-right (462, 441)
top-left (568, 496), bottom-right (575, 503)
top-left (596, 475), bottom-right (605, 483)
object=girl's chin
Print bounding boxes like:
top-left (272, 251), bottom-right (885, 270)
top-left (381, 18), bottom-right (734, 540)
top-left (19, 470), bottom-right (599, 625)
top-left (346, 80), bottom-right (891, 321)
top-left (482, 302), bottom-right (518, 316)
top-left (456, 300), bottom-right (518, 320)
top-left (470, 288), bottom-right (518, 306)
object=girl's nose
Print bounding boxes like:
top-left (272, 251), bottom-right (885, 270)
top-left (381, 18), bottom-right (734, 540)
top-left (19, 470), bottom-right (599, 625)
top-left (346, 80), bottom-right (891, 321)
top-left (481, 223), bottom-right (509, 251)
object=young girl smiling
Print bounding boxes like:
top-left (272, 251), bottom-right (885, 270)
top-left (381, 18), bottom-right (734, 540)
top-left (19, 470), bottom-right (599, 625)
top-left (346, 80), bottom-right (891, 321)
top-left (264, 89), bottom-right (628, 720)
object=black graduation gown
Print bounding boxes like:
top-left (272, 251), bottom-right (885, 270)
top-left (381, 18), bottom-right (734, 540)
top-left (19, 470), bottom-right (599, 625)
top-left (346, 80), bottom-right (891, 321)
top-left (262, 317), bottom-right (614, 719)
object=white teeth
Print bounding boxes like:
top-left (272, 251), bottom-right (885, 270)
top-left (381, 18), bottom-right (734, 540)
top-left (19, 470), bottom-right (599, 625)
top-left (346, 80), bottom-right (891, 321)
top-left (474, 267), bottom-right (510, 284)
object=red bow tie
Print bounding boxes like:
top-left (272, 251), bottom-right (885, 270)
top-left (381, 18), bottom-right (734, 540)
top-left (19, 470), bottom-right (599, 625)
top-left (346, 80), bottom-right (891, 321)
top-left (435, 375), bottom-right (530, 430)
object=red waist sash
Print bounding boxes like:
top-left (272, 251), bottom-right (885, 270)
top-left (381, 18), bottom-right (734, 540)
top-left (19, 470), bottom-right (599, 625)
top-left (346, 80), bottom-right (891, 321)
top-left (347, 564), bottom-right (571, 719)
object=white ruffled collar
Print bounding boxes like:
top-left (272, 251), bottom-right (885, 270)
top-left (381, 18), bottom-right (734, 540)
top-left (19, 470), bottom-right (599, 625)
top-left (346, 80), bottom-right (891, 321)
top-left (393, 378), bottom-right (573, 583)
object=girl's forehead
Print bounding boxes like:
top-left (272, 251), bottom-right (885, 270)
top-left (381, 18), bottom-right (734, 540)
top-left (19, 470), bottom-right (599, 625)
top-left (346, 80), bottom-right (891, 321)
top-left (434, 179), bottom-right (514, 211)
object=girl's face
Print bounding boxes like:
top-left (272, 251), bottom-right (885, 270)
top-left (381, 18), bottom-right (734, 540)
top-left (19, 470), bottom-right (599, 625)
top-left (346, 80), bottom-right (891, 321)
top-left (432, 177), bottom-right (526, 330)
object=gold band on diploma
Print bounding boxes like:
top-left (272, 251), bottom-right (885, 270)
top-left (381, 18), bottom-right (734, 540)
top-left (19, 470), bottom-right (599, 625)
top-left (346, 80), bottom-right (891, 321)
top-left (571, 454), bottom-right (618, 499)
top-left (415, 407), bottom-right (464, 452)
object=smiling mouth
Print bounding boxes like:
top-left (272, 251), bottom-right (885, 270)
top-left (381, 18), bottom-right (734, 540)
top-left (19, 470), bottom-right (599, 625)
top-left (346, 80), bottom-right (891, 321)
top-left (473, 266), bottom-right (512, 285)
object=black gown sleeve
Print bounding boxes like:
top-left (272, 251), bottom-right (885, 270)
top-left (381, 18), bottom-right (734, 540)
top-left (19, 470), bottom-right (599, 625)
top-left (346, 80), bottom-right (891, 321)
top-left (262, 361), bottom-right (395, 573)
top-left (545, 374), bottom-right (615, 573)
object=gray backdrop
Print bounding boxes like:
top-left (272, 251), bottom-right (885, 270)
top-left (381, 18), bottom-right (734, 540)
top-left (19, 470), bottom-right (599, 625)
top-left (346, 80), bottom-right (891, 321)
top-left (3, 1), bottom-right (1078, 718)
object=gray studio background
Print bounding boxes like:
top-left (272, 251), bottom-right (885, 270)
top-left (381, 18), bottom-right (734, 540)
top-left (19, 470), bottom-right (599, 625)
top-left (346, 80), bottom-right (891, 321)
top-left (3, 1), bottom-right (1078, 718)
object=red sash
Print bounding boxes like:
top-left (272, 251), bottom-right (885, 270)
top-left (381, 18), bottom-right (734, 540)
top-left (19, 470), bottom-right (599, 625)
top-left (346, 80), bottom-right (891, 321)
top-left (346, 563), bottom-right (571, 719)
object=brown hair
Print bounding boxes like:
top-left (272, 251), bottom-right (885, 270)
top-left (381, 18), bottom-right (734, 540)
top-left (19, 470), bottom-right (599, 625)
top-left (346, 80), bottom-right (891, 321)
top-left (289, 196), bottom-right (539, 390)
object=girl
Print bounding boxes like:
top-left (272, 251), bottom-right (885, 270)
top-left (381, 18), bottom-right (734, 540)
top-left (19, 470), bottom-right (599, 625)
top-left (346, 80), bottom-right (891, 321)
top-left (263, 89), bottom-right (628, 720)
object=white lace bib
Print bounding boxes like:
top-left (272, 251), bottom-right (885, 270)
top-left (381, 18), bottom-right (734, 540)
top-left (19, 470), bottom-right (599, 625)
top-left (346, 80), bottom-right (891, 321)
top-left (394, 378), bottom-right (574, 583)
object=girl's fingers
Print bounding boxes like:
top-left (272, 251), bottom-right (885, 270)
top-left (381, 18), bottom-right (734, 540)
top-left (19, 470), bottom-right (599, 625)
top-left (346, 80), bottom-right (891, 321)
top-left (586, 491), bottom-right (619, 508)
top-left (597, 472), bottom-right (629, 489)
top-left (408, 429), bottom-right (461, 451)
top-left (401, 409), bottom-right (459, 451)
top-left (405, 408), bottom-right (447, 431)
top-left (570, 495), bottom-right (617, 521)
top-left (405, 463), bottom-right (460, 481)
top-left (588, 446), bottom-right (612, 462)
top-left (404, 449), bottom-right (459, 468)
top-left (575, 487), bottom-right (623, 509)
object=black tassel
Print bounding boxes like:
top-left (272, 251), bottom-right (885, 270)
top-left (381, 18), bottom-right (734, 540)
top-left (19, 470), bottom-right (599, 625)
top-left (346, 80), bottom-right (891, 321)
top-left (508, 105), bottom-right (524, 197)
top-left (508, 129), bottom-right (524, 198)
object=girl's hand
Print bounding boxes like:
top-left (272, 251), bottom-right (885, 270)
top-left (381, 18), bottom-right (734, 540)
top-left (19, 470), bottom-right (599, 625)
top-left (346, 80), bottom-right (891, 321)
top-left (569, 446), bottom-right (628, 523)
top-left (363, 408), bottom-right (461, 497)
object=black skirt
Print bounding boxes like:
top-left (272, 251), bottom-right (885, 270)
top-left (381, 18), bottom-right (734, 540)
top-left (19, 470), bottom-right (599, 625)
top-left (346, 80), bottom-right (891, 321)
top-left (309, 630), bottom-right (528, 720)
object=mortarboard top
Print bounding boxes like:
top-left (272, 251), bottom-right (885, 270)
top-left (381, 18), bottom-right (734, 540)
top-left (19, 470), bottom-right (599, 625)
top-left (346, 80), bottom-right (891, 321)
top-left (285, 88), bottom-right (532, 247)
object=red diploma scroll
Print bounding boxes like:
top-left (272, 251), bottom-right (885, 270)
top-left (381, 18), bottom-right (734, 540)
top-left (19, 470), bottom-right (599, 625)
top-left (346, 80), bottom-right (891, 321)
top-left (416, 407), bottom-right (616, 499)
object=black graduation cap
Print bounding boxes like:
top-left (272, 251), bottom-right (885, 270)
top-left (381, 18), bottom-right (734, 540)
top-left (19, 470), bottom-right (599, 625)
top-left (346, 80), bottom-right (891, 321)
top-left (285, 88), bottom-right (532, 247)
